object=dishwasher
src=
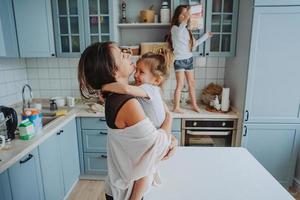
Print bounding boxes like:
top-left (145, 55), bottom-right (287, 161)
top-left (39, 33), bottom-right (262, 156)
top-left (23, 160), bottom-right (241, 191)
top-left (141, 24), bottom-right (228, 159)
top-left (181, 119), bottom-right (238, 147)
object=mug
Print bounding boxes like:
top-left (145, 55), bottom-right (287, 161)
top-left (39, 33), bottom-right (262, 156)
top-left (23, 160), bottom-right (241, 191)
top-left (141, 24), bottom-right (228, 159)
top-left (0, 135), bottom-right (5, 149)
top-left (67, 97), bottom-right (75, 107)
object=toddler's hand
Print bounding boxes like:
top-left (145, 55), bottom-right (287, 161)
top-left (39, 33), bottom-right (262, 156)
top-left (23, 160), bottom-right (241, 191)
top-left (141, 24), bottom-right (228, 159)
top-left (207, 32), bottom-right (213, 37)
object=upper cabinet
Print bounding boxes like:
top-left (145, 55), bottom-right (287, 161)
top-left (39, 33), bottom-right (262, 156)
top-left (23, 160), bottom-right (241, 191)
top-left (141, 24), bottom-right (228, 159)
top-left (0, 0), bottom-right (19, 57)
top-left (174, 0), bottom-right (238, 57)
top-left (13, 0), bottom-right (55, 57)
top-left (52, 0), bottom-right (114, 57)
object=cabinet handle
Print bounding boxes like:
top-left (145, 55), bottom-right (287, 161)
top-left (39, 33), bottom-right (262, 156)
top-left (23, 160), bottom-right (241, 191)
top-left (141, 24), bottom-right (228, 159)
top-left (51, 53), bottom-right (55, 57)
top-left (206, 53), bottom-right (209, 56)
top-left (297, 102), bottom-right (300, 118)
top-left (199, 53), bottom-right (203, 56)
top-left (57, 130), bottom-right (63, 135)
top-left (20, 154), bottom-right (33, 164)
top-left (245, 110), bottom-right (249, 121)
top-left (243, 125), bottom-right (247, 137)
top-left (99, 131), bottom-right (107, 135)
top-left (98, 155), bottom-right (107, 159)
top-left (99, 118), bottom-right (106, 121)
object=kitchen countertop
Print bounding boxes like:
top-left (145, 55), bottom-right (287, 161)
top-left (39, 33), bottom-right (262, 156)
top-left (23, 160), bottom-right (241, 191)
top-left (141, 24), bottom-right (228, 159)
top-left (0, 103), bottom-right (239, 174)
top-left (144, 147), bottom-right (294, 200)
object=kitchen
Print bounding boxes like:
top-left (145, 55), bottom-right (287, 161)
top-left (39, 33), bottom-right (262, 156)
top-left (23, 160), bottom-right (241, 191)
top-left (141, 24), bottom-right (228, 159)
top-left (0, 0), bottom-right (299, 199)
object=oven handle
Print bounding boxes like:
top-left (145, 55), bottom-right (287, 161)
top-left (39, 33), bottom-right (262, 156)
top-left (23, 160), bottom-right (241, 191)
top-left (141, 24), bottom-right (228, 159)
top-left (186, 130), bottom-right (231, 136)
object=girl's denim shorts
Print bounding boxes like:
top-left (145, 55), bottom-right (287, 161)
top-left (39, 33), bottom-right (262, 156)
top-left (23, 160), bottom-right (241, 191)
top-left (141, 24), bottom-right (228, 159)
top-left (174, 57), bottom-right (193, 71)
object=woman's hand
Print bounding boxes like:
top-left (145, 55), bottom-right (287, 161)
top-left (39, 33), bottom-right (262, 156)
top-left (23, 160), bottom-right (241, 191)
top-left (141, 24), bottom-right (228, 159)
top-left (207, 32), bottom-right (213, 38)
top-left (162, 135), bottom-right (177, 160)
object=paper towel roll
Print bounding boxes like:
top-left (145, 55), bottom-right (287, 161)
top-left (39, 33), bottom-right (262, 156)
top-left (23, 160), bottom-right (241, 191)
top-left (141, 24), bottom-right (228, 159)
top-left (221, 88), bottom-right (230, 112)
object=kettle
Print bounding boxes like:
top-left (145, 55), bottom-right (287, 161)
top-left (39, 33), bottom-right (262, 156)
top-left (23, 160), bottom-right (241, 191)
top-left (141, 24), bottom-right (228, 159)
top-left (0, 106), bottom-right (18, 141)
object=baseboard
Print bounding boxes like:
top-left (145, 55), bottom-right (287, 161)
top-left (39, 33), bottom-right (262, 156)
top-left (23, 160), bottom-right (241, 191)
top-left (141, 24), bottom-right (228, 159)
top-left (294, 178), bottom-right (300, 192)
top-left (64, 178), bottom-right (79, 200)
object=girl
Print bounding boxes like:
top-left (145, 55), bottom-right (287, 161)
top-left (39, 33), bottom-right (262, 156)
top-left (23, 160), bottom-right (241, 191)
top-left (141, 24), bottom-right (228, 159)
top-left (78, 42), bottom-right (176, 200)
top-left (102, 52), bottom-right (173, 199)
top-left (168, 5), bottom-right (213, 113)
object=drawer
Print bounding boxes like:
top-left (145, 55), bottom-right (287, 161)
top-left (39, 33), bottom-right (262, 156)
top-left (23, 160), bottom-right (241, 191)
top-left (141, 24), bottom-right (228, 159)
top-left (172, 119), bottom-right (181, 132)
top-left (84, 152), bottom-right (107, 175)
top-left (82, 130), bottom-right (107, 152)
top-left (81, 117), bottom-right (107, 130)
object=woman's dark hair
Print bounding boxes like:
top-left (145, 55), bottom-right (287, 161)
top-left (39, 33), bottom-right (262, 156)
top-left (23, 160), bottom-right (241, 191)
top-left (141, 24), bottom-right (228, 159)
top-left (167, 5), bottom-right (194, 51)
top-left (78, 42), bottom-right (117, 99)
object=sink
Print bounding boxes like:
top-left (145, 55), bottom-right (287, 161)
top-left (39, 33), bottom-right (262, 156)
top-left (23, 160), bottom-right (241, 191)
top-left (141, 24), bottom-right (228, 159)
top-left (42, 116), bottom-right (58, 126)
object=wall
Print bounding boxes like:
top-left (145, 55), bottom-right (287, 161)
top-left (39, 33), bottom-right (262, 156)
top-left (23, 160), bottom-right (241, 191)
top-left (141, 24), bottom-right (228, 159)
top-left (25, 57), bottom-right (225, 101)
top-left (0, 58), bottom-right (28, 105)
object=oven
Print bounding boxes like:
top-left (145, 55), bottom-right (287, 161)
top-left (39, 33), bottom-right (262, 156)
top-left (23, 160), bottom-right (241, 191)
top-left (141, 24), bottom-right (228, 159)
top-left (181, 119), bottom-right (237, 147)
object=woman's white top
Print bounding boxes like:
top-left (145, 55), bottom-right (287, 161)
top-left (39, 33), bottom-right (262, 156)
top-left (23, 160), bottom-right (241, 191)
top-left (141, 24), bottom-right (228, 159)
top-left (105, 118), bottom-right (171, 200)
top-left (171, 22), bottom-right (210, 60)
top-left (137, 84), bottom-right (165, 128)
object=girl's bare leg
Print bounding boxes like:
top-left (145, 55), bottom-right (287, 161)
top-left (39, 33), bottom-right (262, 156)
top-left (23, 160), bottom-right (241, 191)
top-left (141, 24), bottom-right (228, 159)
top-left (130, 176), bottom-right (149, 200)
top-left (173, 71), bottom-right (185, 113)
top-left (185, 70), bottom-right (200, 112)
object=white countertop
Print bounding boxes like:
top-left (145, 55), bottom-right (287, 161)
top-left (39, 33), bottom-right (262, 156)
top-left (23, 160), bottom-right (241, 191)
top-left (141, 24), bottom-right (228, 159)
top-left (0, 103), bottom-right (238, 174)
top-left (144, 147), bottom-right (294, 200)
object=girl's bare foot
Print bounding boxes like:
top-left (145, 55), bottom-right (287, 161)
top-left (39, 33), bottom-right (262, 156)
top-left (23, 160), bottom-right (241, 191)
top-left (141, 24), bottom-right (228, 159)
top-left (173, 108), bottom-right (184, 113)
top-left (192, 105), bottom-right (200, 112)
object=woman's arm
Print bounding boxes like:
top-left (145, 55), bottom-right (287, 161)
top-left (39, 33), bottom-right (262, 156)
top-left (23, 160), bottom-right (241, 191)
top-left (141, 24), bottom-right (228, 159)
top-left (102, 82), bottom-right (148, 98)
top-left (193, 32), bottom-right (213, 48)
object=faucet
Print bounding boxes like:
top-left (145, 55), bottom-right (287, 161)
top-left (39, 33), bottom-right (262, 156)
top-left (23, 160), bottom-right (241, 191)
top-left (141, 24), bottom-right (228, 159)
top-left (22, 84), bottom-right (33, 113)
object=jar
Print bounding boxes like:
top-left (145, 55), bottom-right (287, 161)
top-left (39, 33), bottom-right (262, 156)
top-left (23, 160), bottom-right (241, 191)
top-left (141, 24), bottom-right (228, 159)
top-left (160, 1), bottom-right (170, 23)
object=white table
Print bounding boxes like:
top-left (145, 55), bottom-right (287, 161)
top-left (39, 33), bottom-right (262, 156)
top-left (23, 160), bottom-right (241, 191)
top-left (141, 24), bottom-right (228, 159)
top-left (144, 147), bottom-right (294, 200)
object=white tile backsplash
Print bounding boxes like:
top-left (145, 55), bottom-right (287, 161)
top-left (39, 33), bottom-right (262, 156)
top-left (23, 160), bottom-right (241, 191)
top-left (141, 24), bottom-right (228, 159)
top-left (0, 58), bottom-right (28, 105)
top-left (0, 56), bottom-right (225, 102)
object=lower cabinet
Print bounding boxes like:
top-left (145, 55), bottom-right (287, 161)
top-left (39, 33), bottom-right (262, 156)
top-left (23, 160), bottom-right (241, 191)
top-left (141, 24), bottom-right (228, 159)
top-left (84, 152), bottom-right (108, 175)
top-left (172, 119), bottom-right (182, 145)
top-left (0, 170), bottom-right (12, 200)
top-left (8, 148), bottom-right (44, 200)
top-left (242, 124), bottom-right (300, 187)
top-left (39, 119), bottom-right (80, 200)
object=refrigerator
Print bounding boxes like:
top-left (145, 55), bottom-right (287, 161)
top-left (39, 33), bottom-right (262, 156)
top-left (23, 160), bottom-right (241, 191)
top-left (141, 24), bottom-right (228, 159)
top-left (224, 0), bottom-right (300, 188)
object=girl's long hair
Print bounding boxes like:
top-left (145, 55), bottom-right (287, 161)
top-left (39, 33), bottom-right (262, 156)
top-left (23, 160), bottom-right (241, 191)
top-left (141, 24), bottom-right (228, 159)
top-left (167, 5), bottom-right (194, 51)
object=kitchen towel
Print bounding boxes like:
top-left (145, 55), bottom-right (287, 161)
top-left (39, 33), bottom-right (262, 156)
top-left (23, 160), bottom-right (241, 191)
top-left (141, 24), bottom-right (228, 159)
top-left (221, 88), bottom-right (230, 112)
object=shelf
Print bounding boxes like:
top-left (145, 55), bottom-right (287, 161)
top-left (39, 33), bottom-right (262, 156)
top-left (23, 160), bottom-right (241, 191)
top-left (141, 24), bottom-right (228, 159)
top-left (118, 23), bottom-right (171, 29)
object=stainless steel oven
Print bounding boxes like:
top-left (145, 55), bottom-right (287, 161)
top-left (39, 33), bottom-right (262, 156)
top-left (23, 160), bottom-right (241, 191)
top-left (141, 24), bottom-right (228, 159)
top-left (182, 119), bottom-right (238, 147)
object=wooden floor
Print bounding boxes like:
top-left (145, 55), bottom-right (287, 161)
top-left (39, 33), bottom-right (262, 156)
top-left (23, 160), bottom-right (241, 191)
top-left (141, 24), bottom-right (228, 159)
top-left (67, 180), bottom-right (300, 200)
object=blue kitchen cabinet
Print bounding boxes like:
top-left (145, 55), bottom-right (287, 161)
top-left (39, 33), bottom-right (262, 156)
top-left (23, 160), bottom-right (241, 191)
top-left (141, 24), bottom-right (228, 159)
top-left (255, 0), bottom-right (300, 6)
top-left (13, 0), bottom-right (55, 57)
top-left (242, 124), bottom-right (300, 187)
top-left (0, 170), bottom-right (12, 200)
top-left (172, 118), bottom-right (182, 145)
top-left (244, 6), bottom-right (300, 124)
top-left (0, 0), bottom-right (19, 57)
top-left (39, 133), bottom-right (65, 200)
top-left (8, 148), bottom-right (44, 200)
top-left (59, 119), bottom-right (80, 194)
top-left (52, 0), bottom-right (114, 57)
top-left (84, 152), bottom-right (108, 175)
top-left (174, 0), bottom-right (238, 57)
top-left (39, 119), bottom-right (80, 200)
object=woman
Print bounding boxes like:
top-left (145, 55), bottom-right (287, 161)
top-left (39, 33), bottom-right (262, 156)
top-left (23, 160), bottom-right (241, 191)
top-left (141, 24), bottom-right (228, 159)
top-left (78, 42), bottom-right (177, 200)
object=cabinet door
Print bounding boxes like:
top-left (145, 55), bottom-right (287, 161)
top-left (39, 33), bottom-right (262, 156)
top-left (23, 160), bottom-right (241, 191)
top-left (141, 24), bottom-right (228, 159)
top-left (0, 0), bottom-right (19, 57)
top-left (242, 124), bottom-right (300, 187)
top-left (205, 0), bottom-right (238, 57)
top-left (52, 0), bottom-right (85, 57)
top-left (83, 0), bottom-right (112, 46)
top-left (39, 133), bottom-right (64, 200)
top-left (244, 6), bottom-right (300, 123)
top-left (13, 0), bottom-right (55, 57)
top-left (0, 170), bottom-right (12, 200)
top-left (8, 149), bottom-right (44, 200)
top-left (59, 119), bottom-right (80, 194)
top-left (84, 152), bottom-right (108, 175)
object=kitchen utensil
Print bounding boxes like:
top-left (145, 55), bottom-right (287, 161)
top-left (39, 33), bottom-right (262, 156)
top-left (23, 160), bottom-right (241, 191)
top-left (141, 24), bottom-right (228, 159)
top-left (49, 99), bottom-right (58, 111)
top-left (0, 106), bottom-right (18, 141)
top-left (51, 97), bottom-right (65, 107)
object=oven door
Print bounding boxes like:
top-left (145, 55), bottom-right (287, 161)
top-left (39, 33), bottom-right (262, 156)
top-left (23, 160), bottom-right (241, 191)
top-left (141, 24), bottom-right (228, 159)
top-left (185, 130), bottom-right (233, 147)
